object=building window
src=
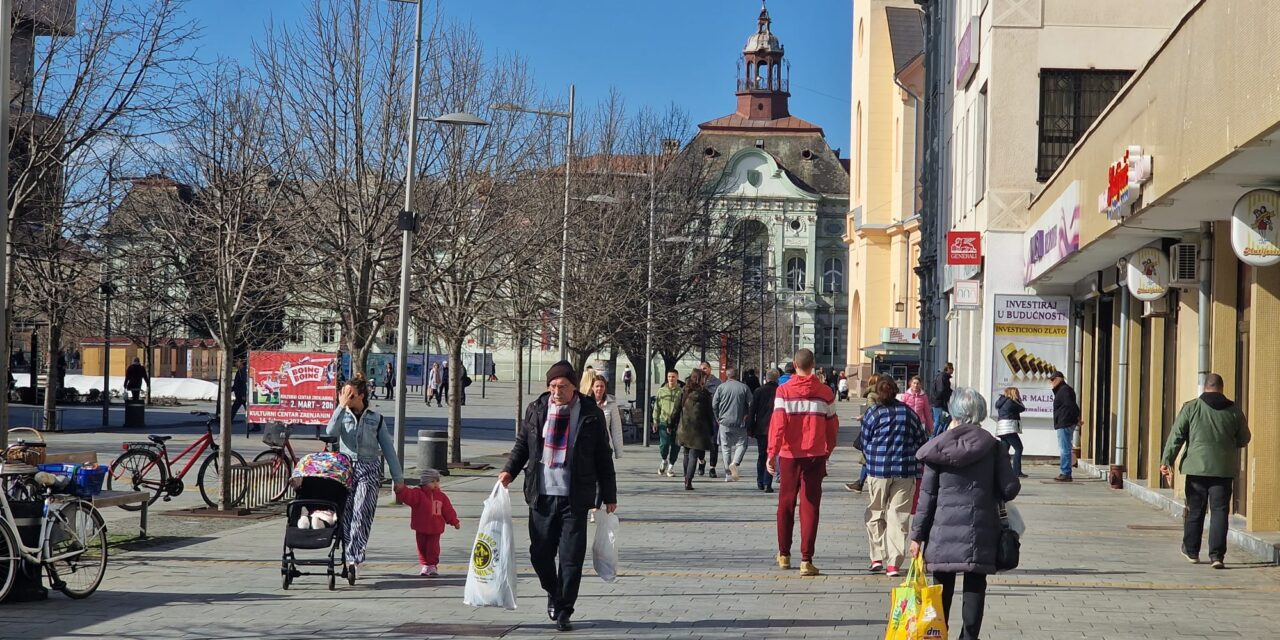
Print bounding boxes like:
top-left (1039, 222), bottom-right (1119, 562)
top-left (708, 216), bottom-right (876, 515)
top-left (414, 322), bottom-right (427, 346)
top-left (288, 319), bottom-right (304, 344)
top-left (1036, 69), bottom-right (1133, 181)
top-left (321, 322), bottom-right (337, 344)
top-left (821, 325), bottom-right (841, 357)
top-left (823, 257), bottom-right (844, 294)
top-left (791, 324), bottom-right (802, 354)
top-left (786, 257), bottom-right (806, 291)
top-left (384, 329), bottom-right (396, 345)
top-left (974, 85), bottom-right (988, 204)
top-left (743, 255), bottom-right (765, 294)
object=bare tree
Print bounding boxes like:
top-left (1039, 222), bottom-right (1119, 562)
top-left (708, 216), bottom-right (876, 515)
top-left (141, 63), bottom-right (306, 509)
top-left (4, 0), bottom-right (195, 437)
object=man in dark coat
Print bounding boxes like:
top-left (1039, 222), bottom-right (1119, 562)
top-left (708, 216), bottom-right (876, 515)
top-left (1050, 371), bottom-right (1081, 482)
top-left (124, 357), bottom-right (149, 401)
top-left (499, 361), bottom-right (618, 632)
top-left (748, 369), bottom-right (780, 492)
top-left (929, 362), bottom-right (954, 436)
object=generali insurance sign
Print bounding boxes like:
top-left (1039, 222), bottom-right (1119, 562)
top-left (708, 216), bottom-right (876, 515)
top-left (946, 231), bottom-right (982, 266)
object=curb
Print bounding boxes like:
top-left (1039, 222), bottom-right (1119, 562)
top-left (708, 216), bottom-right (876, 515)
top-left (1078, 460), bottom-right (1280, 565)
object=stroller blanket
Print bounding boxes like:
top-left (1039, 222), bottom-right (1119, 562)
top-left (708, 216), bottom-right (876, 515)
top-left (293, 452), bottom-right (354, 488)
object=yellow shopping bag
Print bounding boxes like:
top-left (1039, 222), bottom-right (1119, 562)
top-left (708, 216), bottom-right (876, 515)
top-left (883, 555), bottom-right (948, 640)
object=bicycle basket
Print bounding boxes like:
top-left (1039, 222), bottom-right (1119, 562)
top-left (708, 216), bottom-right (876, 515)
top-left (5, 445), bottom-right (44, 466)
top-left (262, 422), bottom-right (289, 447)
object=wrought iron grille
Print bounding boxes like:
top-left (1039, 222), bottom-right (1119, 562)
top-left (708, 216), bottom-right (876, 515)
top-left (1036, 69), bottom-right (1133, 182)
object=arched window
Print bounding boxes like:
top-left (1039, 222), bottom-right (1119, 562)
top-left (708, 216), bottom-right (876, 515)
top-left (823, 257), bottom-right (844, 294)
top-left (786, 257), bottom-right (806, 291)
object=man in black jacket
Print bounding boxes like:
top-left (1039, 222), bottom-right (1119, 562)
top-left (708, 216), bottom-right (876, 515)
top-left (748, 369), bottom-right (780, 492)
top-left (1050, 370), bottom-right (1082, 482)
top-left (499, 361), bottom-right (618, 632)
top-left (929, 363), bottom-right (954, 436)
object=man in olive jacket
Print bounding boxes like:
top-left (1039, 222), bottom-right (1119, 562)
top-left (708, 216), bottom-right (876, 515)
top-left (1160, 373), bottom-right (1250, 569)
top-left (499, 361), bottom-right (618, 631)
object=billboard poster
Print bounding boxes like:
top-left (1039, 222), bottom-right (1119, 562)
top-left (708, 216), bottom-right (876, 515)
top-left (247, 351), bottom-right (339, 425)
top-left (365, 353), bottom-right (394, 385)
top-left (990, 295), bottom-right (1070, 418)
top-left (406, 354), bottom-right (425, 386)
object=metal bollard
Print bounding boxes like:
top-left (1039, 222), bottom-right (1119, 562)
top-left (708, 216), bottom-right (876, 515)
top-left (417, 430), bottom-right (449, 477)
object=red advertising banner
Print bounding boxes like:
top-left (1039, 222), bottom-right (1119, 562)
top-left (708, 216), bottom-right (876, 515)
top-left (247, 351), bottom-right (339, 426)
top-left (946, 231), bottom-right (982, 266)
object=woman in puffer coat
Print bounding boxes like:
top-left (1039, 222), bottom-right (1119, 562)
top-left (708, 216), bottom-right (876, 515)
top-left (909, 387), bottom-right (1020, 640)
top-left (668, 368), bottom-right (715, 491)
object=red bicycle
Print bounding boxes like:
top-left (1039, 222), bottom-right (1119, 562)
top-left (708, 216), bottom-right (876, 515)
top-left (252, 423), bottom-right (318, 502)
top-left (107, 411), bottom-right (246, 509)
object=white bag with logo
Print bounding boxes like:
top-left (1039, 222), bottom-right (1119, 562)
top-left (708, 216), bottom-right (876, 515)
top-left (591, 512), bottom-right (620, 583)
top-left (463, 482), bottom-right (518, 609)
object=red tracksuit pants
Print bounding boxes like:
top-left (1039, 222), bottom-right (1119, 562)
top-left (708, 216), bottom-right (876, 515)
top-left (415, 532), bottom-right (441, 565)
top-left (776, 455), bottom-right (827, 562)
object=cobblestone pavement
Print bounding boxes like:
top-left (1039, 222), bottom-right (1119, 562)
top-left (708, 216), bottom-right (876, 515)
top-left (3, 391), bottom-right (1279, 639)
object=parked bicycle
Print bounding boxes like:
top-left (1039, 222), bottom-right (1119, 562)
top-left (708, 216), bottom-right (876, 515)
top-left (0, 462), bottom-right (109, 600)
top-left (106, 411), bottom-right (245, 509)
top-left (253, 423), bottom-right (314, 502)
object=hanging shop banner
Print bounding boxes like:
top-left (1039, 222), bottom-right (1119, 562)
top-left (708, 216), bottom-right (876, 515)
top-left (1126, 247), bottom-right (1169, 301)
top-left (405, 354), bottom-right (426, 387)
top-left (946, 231), bottom-right (982, 265)
top-left (1024, 181), bottom-right (1081, 284)
top-left (1231, 189), bottom-right (1280, 267)
top-left (247, 351), bottom-right (339, 425)
top-left (991, 295), bottom-right (1070, 418)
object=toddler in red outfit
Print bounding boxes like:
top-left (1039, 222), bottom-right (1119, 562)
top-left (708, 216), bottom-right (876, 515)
top-left (394, 468), bottom-right (460, 576)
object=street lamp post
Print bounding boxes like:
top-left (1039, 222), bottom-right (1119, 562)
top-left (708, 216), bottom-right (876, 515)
top-left (642, 164), bottom-right (655, 448)
top-left (389, 0), bottom-right (488, 466)
top-left (0, 0), bottom-right (11, 447)
top-left (100, 279), bottom-right (114, 427)
top-left (493, 85), bottom-right (575, 361)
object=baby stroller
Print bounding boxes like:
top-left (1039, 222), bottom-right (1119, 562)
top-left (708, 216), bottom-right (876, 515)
top-left (281, 438), bottom-right (353, 590)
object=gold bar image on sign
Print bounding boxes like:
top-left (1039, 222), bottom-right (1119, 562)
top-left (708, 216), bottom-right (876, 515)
top-left (1001, 343), bottom-right (1021, 377)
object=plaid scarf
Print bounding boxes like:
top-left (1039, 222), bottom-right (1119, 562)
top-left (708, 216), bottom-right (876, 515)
top-left (542, 400), bottom-right (572, 468)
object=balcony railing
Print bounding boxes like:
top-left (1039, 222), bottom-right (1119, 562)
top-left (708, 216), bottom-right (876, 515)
top-left (736, 77), bottom-right (790, 93)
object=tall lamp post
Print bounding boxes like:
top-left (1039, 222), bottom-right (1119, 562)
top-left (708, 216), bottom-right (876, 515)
top-left (493, 85), bottom-right (575, 360)
top-left (99, 279), bottom-right (114, 427)
top-left (389, 0), bottom-right (488, 466)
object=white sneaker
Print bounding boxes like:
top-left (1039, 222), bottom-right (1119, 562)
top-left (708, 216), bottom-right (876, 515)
top-left (659, 462), bottom-right (667, 476)
top-left (665, 467), bottom-right (676, 477)
top-left (729, 464), bottom-right (741, 481)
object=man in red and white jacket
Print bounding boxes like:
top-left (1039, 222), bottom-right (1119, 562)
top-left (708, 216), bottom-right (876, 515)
top-left (767, 348), bottom-right (839, 577)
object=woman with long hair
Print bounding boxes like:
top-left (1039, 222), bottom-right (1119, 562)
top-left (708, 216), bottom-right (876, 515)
top-left (325, 373), bottom-right (405, 578)
top-left (994, 387), bottom-right (1028, 478)
top-left (669, 369), bottom-right (715, 491)
top-left (911, 387), bottom-right (1021, 640)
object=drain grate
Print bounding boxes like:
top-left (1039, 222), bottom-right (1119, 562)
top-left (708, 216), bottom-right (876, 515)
top-left (390, 623), bottom-right (520, 637)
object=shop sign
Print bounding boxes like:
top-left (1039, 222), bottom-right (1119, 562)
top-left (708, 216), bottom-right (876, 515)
top-left (247, 351), bottom-right (340, 426)
top-left (881, 327), bottom-right (921, 344)
top-left (1231, 189), bottom-right (1280, 267)
top-left (1024, 181), bottom-right (1081, 284)
top-left (954, 279), bottom-right (981, 308)
top-left (947, 231), bottom-right (982, 265)
top-left (990, 296), bottom-right (1070, 418)
top-left (1125, 247), bottom-right (1169, 301)
top-left (955, 17), bottom-right (980, 87)
top-left (1098, 146), bottom-right (1152, 220)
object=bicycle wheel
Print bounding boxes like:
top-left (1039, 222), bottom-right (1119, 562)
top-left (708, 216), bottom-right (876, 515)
top-left (107, 449), bottom-right (167, 510)
top-left (197, 450), bottom-right (247, 509)
top-left (252, 449), bottom-right (292, 502)
top-left (48, 500), bottom-right (108, 599)
top-left (0, 523), bottom-right (17, 603)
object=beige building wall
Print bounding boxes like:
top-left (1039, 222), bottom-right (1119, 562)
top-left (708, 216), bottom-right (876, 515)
top-left (846, 0), bottom-right (921, 376)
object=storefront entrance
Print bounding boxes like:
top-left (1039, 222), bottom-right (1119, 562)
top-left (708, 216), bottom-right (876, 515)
top-left (1234, 262), bottom-right (1252, 516)
top-left (1091, 295), bottom-right (1115, 465)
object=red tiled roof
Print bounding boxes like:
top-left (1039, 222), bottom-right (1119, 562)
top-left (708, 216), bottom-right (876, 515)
top-left (698, 113), bottom-right (824, 133)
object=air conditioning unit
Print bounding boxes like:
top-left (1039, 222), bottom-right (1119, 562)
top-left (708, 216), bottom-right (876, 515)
top-left (1143, 297), bottom-right (1171, 318)
top-left (1169, 243), bottom-right (1200, 288)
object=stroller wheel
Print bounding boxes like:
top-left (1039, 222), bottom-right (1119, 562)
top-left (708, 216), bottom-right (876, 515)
top-left (282, 572), bottom-right (292, 590)
top-left (328, 571), bottom-right (336, 591)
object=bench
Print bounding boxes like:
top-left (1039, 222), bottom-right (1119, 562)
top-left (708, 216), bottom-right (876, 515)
top-left (43, 451), bottom-right (150, 538)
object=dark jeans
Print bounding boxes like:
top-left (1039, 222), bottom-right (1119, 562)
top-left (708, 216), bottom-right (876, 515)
top-left (436, 385), bottom-right (448, 406)
top-left (755, 434), bottom-right (772, 489)
top-left (657, 425), bottom-right (679, 465)
top-left (934, 571), bottom-right (987, 640)
top-left (528, 495), bottom-right (588, 616)
top-left (1184, 474), bottom-right (1232, 561)
top-left (683, 447), bottom-right (703, 483)
top-left (999, 434), bottom-right (1024, 476)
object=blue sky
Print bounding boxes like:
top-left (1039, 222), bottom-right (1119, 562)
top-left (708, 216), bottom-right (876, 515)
top-left (181, 0), bottom-right (854, 157)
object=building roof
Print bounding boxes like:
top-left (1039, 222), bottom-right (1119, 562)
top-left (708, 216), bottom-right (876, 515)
top-left (698, 113), bottom-right (823, 134)
top-left (687, 129), bottom-right (849, 198)
top-left (885, 7), bottom-right (925, 74)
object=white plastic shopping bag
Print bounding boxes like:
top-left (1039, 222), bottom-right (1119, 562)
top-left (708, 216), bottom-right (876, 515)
top-left (463, 482), bottom-right (519, 609)
top-left (591, 512), bottom-right (620, 583)
top-left (1004, 503), bottom-right (1027, 537)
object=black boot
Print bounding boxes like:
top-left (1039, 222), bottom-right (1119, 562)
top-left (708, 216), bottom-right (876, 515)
top-left (556, 610), bottom-right (573, 631)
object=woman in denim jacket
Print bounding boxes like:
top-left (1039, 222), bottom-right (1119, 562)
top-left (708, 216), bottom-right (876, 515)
top-left (326, 373), bottom-right (405, 578)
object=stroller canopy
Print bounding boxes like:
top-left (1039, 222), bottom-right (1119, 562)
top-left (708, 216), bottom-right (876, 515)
top-left (293, 452), bottom-right (353, 488)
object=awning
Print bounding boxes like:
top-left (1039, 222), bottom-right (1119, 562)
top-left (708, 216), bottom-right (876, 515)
top-left (861, 342), bottom-right (922, 357)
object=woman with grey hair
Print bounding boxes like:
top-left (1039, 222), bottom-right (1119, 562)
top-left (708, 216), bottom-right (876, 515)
top-left (909, 387), bottom-right (1020, 640)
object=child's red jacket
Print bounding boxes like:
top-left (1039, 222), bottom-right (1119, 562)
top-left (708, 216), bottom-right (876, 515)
top-left (394, 485), bottom-right (460, 535)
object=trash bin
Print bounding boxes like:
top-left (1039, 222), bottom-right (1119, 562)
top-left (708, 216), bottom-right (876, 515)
top-left (1, 501), bottom-right (47, 603)
top-left (124, 397), bottom-right (146, 429)
top-left (417, 430), bottom-right (449, 477)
